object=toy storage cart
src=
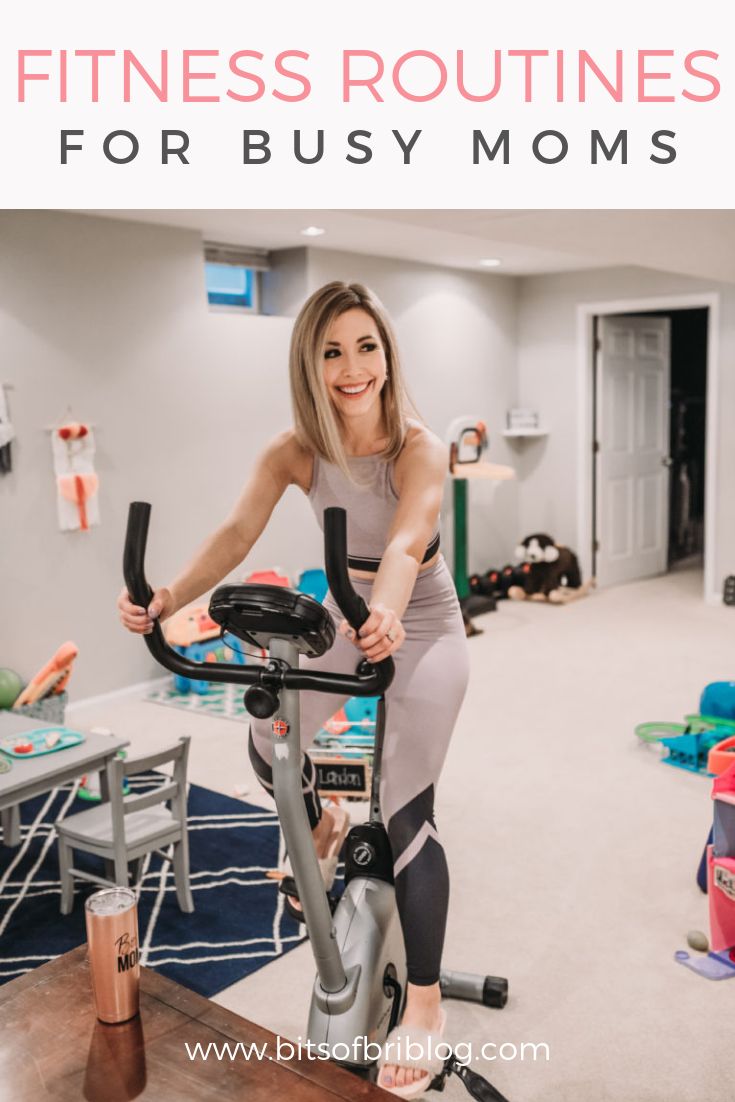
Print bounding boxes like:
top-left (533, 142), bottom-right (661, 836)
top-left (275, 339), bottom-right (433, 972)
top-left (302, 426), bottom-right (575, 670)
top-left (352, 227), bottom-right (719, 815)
top-left (708, 762), bottom-right (735, 952)
top-left (172, 635), bottom-right (246, 694)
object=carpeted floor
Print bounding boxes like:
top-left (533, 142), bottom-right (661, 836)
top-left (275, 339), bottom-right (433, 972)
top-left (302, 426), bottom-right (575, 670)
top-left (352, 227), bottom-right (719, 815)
top-left (64, 567), bottom-right (729, 1102)
top-left (147, 681), bottom-right (252, 722)
top-left (0, 774), bottom-right (306, 995)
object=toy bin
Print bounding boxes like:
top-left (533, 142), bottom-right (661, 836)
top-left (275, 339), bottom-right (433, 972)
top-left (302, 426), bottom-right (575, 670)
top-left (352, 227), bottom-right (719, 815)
top-left (708, 849), bottom-right (735, 952)
top-left (172, 635), bottom-right (246, 694)
top-left (13, 690), bottom-right (67, 725)
top-left (708, 733), bottom-right (735, 776)
top-left (708, 761), bottom-right (735, 952)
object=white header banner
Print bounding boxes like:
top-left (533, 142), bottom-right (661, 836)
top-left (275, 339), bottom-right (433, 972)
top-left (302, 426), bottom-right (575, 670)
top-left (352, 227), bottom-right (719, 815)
top-left (1, 0), bottom-right (732, 208)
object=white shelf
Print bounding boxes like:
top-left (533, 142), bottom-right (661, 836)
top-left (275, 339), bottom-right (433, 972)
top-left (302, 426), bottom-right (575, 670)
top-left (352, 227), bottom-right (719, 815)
top-left (502, 428), bottom-right (549, 438)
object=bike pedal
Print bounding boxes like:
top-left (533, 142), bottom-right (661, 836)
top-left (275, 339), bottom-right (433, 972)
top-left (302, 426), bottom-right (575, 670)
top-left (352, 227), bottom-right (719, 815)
top-left (429, 1071), bottom-right (447, 1092)
top-left (279, 876), bottom-right (340, 921)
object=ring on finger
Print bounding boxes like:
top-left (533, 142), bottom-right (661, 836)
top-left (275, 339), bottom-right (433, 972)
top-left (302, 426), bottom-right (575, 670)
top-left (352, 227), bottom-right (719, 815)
top-left (386, 629), bottom-right (396, 643)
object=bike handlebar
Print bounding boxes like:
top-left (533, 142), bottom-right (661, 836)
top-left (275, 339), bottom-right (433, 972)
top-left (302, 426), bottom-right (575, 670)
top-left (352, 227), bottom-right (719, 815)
top-left (323, 506), bottom-right (372, 631)
top-left (123, 502), bottom-right (394, 697)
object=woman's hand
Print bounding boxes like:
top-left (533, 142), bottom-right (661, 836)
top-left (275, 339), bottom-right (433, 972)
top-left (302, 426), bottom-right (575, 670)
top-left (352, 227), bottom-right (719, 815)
top-left (117, 586), bottom-right (175, 635)
top-left (338, 602), bottom-right (405, 663)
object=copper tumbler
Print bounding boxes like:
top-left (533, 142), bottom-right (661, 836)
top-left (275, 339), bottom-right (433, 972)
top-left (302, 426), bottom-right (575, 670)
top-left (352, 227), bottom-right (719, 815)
top-left (85, 887), bottom-right (141, 1024)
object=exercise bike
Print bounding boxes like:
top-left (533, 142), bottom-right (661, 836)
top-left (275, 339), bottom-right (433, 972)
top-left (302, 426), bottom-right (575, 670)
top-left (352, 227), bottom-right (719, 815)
top-left (124, 502), bottom-right (510, 1099)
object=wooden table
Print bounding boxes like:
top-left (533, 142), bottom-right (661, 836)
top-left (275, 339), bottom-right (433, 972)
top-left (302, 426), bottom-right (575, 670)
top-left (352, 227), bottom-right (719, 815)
top-left (0, 714), bottom-right (128, 847)
top-left (0, 947), bottom-right (390, 1100)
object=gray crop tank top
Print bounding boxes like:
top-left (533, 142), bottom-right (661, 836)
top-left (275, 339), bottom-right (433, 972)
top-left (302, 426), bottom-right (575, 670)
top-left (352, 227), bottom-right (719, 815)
top-left (307, 453), bottom-right (441, 572)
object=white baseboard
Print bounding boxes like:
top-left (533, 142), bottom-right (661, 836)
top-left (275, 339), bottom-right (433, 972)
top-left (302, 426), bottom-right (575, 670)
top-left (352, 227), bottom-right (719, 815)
top-left (66, 675), bottom-right (171, 714)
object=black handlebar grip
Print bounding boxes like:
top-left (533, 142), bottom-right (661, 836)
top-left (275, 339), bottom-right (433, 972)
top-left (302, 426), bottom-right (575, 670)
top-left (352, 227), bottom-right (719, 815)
top-left (120, 501), bottom-right (393, 694)
top-left (323, 507), bottom-right (394, 689)
top-left (324, 507), bottom-right (370, 630)
top-left (123, 501), bottom-right (154, 610)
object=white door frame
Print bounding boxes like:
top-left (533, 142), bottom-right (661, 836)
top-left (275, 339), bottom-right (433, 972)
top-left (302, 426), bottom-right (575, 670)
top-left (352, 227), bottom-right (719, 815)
top-left (576, 292), bottom-right (720, 602)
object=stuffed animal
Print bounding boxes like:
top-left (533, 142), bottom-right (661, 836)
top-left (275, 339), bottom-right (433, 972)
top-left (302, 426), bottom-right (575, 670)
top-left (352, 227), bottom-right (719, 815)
top-left (508, 534), bottom-right (593, 604)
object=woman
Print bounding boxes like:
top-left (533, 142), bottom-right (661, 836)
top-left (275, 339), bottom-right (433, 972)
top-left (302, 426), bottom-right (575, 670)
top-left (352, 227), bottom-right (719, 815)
top-left (118, 282), bottom-right (470, 1096)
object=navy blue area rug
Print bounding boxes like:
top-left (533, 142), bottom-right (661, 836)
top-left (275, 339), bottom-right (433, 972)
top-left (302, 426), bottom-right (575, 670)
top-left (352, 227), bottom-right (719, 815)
top-left (0, 774), bottom-right (309, 996)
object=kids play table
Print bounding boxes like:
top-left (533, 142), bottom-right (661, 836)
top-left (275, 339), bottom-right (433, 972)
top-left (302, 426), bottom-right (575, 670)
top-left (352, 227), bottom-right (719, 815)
top-left (0, 713), bottom-right (128, 848)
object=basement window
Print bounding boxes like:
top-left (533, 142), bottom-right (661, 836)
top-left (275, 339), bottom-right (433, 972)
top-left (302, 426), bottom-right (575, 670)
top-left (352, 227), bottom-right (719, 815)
top-left (204, 242), bottom-right (269, 314)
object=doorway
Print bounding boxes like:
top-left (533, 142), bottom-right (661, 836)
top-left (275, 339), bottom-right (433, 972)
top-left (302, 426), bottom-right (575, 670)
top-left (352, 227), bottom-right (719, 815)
top-left (664, 309), bottom-right (708, 568)
top-left (592, 308), bottom-right (709, 587)
top-left (576, 292), bottom-right (718, 601)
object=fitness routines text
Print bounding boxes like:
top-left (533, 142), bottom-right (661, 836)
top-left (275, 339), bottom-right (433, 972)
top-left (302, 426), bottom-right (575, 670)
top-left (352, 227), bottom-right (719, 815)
top-left (15, 47), bottom-right (721, 167)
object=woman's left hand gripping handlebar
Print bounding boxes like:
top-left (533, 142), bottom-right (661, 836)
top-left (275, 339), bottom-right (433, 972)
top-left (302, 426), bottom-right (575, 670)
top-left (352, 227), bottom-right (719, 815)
top-left (338, 603), bottom-right (405, 663)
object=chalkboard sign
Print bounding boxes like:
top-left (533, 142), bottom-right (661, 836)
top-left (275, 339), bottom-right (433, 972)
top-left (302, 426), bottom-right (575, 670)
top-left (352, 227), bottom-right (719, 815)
top-left (312, 756), bottom-right (371, 798)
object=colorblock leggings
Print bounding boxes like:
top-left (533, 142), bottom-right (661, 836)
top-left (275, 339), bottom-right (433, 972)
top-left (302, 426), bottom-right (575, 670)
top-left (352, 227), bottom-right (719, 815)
top-left (248, 556), bottom-right (470, 986)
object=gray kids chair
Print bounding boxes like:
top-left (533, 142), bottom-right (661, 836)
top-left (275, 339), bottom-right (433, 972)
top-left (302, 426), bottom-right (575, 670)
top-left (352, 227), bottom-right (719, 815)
top-left (56, 735), bottom-right (193, 914)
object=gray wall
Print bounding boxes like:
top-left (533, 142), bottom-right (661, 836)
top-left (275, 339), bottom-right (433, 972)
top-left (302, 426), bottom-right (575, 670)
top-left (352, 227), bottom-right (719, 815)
top-left (0, 212), bottom-right (310, 698)
top-left (3, 211), bottom-right (731, 702)
top-left (261, 247), bottom-right (309, 317)
top-left (0, 213), bottom-right (518, 699)
top-left (516, 267), bottom-right (735, 591)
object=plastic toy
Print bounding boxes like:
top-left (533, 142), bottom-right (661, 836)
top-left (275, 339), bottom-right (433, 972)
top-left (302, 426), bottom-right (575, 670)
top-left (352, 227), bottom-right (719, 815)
top-left (0, 669), bottom-right (23, 709)
top-left (296, 568), bottom-right (329, 604)
top-left (679, 750), bottom-right (735, 979)
top-left (675, 948), bottom-right (735, 980)
top-left (444, 416), bottom-right (515, 625)
top-left (707, 733), bottom-right (735, 774)
top-left (0, 726), bottom-right (84, 758)
top-left (78, 760), bottom-right (130, 801)
top-left (707, 761), bottom-right (735, 954)
top-left (316, 697), bottom-right (378, 748)
top-left (635, 714), bottom-right (735, 775)
top-left (244, 568), bottom-right (291, 587)
top-left (164, 604), bottom-right (247, 694)
top-left (660, 730), bottom-right (723, 774)
top-left (12, 642), bottom-right (78, 710)
top-left (164, 604), bottom-right (220, 647)
top-left (171, 635), bottom-right (248, 695)
top-left (700, 681), bottom-right (735, 722)
top-left (79, 728), bottom-right (129, 801)
top-left (318, 697), bottom-right (377, 737)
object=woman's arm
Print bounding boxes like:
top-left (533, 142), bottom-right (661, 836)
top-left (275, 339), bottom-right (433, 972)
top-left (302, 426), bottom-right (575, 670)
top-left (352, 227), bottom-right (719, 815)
top-left (118, 430), bottom-right (304, 633)
top-left (344, 431), bottom-right (448, 661)
top-left (167, 431), bottom-right (298, 611)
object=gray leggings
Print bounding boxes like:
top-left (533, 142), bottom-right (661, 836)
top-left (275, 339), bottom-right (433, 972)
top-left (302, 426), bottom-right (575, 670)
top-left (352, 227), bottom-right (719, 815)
top-left (248, 556), bottom-right (470, 986)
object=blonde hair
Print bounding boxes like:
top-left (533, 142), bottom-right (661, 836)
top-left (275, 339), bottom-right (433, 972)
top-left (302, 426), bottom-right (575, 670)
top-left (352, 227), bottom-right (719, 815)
top-left (289, 282), bottom-right (417, 479)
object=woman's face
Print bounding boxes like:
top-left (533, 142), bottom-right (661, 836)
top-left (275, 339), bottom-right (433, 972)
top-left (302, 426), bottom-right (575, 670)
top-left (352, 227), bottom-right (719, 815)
top-left (322, 308), bottom-right (388, 420)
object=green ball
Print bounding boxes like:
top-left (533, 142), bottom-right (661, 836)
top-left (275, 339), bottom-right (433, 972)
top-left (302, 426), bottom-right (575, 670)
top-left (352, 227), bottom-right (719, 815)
top-left (0, 669), bottom-right (23, 709)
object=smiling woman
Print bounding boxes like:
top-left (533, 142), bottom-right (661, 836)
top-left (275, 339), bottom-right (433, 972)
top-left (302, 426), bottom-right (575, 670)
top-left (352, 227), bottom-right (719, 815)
top-left (118, 280), bottom-right (466, 1096)
top-left (324, 322), bottom-right (385, 407)
top-left (288, 282), bottom-right (411, 477)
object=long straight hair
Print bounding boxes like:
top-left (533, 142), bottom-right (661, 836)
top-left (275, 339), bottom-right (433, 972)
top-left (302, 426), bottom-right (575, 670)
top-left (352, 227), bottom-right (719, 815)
top-left (289, 282), bottom-right (418, 479)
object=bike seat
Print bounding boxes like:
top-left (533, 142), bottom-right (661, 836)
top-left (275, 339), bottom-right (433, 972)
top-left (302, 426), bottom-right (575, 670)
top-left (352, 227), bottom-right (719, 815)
top-left (209, 584), bottom-right (335, 658)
